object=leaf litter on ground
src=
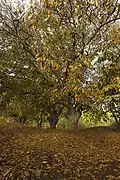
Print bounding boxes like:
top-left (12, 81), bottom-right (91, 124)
top-left (0, 122), bottom-right (120, 179)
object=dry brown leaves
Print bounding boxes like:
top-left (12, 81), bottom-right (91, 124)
top-left (0, 123), bottom-right (120, 180)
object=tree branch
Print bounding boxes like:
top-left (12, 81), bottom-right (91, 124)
top-left (86, 17), bottom-right (120, 46)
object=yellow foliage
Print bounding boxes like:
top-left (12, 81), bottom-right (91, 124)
top-left (110, 24), bottom-right (120, 44)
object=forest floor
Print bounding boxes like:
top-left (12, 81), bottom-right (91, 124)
top-left (1, 122), bottom-right (120, 180)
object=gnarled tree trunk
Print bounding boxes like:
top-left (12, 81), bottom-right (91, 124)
top-left (48, 114), bottom-right (59, 129)
top-left (66, 100), bottom-right (82, 131)
top-left (48, 104), bottom-right (63, 129)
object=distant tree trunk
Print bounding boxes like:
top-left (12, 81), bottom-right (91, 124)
top-left (48, 104), bottom-right (63, 129)
top-left (48, 114), bottom-right (59, 129)
top-left (36, 118), bottom-right (43, 128)
top-left (110, 107), bottom-right (119, 125)
top-left (18, 115), bottom-right (27, 124)
top-left (36, 113), bottom-right (44, 128)
top-left (109, 99), bottom-right (120, 125)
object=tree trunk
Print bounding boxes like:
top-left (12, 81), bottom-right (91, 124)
top-left (109, 101), bottom-right (119, 125)
top-left (73, 110), bottom-right (82, 131)
top-left (68, 109), bottom-right (82, 131)
top-left (66, 101), bottom-right (82, 131)
top-left (48, 114), bottom-right (59, 129)
top-left (36, 118), bottom-right (43, 128)
top-left (48, 104), bottom-right (63, 129)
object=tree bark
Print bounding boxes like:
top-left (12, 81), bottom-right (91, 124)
top-left (48, 114), bottom-right (59, 129)
top-left (48, 104), bottom-right (63, 129)
top-left (68, 109), bottom-right (82, 131)
top-left (19, 115), bottom-right (27, 124)
top-left (109, 99), bottom-right (120, 125)
top-left (36, 118), bottom-right (43, 128)
top-left (66, 101), bottom-right (82, 131)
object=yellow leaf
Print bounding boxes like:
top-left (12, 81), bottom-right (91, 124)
top-left (95, 0), bottom-right (98, 6)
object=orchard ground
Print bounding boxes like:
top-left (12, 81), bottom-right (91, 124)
top-left (0, 120), bottom-right (120, 180)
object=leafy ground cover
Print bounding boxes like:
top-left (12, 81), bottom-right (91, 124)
top-left (1, 122), bottom-right (120, 180)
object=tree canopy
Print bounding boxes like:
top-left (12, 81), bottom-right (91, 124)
top-left (0, 0), bottom-right (120, 130)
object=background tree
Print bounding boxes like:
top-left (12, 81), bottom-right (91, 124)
top-left (94, 23), bottom-right (120, 125)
